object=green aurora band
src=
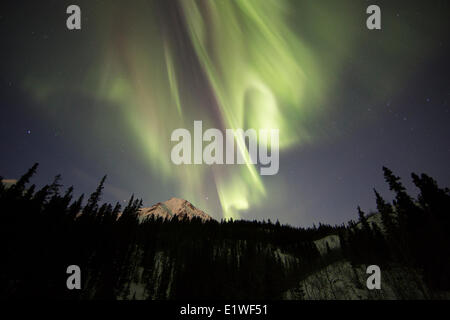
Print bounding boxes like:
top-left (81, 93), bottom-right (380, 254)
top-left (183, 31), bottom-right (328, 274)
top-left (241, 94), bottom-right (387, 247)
top-left (23, 0), bottom-right (439, 220)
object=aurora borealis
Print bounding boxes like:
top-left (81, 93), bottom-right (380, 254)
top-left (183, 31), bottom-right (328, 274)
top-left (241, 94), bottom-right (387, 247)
top-left (1, 0), bottom-right (449, 226)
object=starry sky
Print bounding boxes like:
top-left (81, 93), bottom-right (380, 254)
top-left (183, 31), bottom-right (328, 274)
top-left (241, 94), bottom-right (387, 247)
top-left (1, 0), bottom-right (449, 227)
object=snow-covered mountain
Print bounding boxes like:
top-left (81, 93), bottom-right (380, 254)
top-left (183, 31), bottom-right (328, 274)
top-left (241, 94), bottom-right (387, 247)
top-left (139, 197), bottom-right (213, 222)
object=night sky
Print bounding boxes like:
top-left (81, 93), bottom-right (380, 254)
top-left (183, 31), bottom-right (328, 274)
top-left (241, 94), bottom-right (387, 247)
top-left (1, 0), bottom-right (449, 227)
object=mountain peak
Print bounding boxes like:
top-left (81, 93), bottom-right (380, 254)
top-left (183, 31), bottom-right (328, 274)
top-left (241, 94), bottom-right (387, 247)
top-left (139, 198), bottom-right (213, 222)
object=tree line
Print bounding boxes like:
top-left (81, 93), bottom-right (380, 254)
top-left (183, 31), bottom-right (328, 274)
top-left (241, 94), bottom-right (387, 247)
top-left (0, 164), bottom-right (449, 299)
